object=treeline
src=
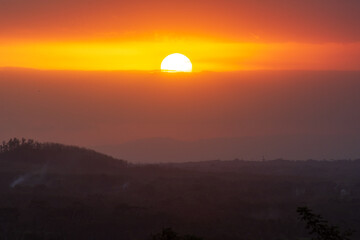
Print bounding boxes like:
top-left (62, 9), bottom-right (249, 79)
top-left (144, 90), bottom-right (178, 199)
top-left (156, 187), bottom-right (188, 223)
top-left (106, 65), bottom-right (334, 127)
top-left (0, 138), bottom-right (106, 156)
top-left (0, 138), bottom-right (42, 153)
top-left (0, 137), bottom-right (94, 155)
top-left (0, 137), bottom-right (128, 167)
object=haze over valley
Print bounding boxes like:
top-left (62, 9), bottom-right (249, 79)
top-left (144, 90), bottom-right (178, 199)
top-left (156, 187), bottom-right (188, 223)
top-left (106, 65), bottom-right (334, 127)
top-left (1, 69), bottom-right (360, 163)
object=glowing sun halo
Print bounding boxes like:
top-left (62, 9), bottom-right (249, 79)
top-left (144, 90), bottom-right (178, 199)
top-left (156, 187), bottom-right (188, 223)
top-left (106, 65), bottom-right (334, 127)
top-left (161, 53), bottom-right (192, 72)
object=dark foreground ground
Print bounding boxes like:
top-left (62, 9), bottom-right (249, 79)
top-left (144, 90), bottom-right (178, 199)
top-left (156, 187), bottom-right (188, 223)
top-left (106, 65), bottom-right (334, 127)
top-left (0, 139), bottom-right (359, 240)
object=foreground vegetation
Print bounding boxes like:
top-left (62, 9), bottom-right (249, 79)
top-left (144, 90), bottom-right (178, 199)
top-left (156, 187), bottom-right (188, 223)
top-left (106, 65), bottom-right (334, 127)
top-left (0, 138), bottom-right (359, 240)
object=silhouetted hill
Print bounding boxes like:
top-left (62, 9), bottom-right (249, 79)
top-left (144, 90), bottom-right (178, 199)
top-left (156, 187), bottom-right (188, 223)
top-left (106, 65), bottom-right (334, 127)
top-left (165, 158), bottom-right (360, 177)
top-left (0, 138), bottom-right (128, 175)
top-left (1, 138), bottom-right (360, 240)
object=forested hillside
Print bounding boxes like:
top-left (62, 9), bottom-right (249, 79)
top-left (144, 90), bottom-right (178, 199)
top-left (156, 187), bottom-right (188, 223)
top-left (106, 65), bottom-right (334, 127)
top-left (0, 139), bottom-right (359, 240)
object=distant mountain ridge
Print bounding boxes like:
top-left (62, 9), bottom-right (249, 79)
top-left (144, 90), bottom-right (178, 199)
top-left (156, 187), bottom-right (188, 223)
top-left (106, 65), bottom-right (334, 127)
top-left (93, 135), bottom-right (360, 163)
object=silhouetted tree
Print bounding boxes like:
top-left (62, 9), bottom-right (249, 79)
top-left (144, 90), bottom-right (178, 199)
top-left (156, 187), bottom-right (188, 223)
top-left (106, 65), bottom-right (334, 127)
top-left (181, 234), bottom-right (203, 240)
top-left (297, 206), bottom-right (354, 240)
top-left (152, 228), bottom-right (178, 240)
top-left (151, 228), bottom-right (202, 240)
top-left (0, 138), bottom-right (39, 153)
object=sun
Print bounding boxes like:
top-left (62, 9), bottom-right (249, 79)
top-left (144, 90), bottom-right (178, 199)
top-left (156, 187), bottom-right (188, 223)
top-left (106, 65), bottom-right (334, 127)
top-left (161, 53), bottom-right (192, 72)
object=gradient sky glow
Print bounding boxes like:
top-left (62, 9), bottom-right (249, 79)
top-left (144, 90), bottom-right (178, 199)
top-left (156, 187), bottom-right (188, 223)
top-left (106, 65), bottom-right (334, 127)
top-left (1, 0), bottom-right (360, 161)
top-left (1, 0), bottom-right (360, 71)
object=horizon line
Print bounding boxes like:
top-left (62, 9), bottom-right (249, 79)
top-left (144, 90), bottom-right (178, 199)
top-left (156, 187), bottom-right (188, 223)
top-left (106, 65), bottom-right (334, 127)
top-left (1, 67), bottom-right (360, 74)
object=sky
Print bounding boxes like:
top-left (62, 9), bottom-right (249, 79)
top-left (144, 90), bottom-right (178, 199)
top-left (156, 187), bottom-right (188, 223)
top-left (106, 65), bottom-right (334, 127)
top-left (1, 0), bottom-right (360, 71)
top-left (1, 70), bottom-right (360, 147)
top-left (1, 0), bottom-right (360, 161)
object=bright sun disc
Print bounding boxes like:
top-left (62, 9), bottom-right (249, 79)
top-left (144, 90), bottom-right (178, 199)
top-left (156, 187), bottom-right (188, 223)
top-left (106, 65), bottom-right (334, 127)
top-left (161, 53), bottom-right (192, 72)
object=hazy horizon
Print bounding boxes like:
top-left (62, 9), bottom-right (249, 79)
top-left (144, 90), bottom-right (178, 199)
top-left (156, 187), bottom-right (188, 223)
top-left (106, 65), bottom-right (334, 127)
top-left (1, 69), bottom-right (360, 162)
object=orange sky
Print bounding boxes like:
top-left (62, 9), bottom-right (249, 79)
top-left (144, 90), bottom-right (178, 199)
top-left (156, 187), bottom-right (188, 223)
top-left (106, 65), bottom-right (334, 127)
top-left (1, 0), bottom-right (360, 71)
top-left (1, 70), bottom-right (360, 147)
